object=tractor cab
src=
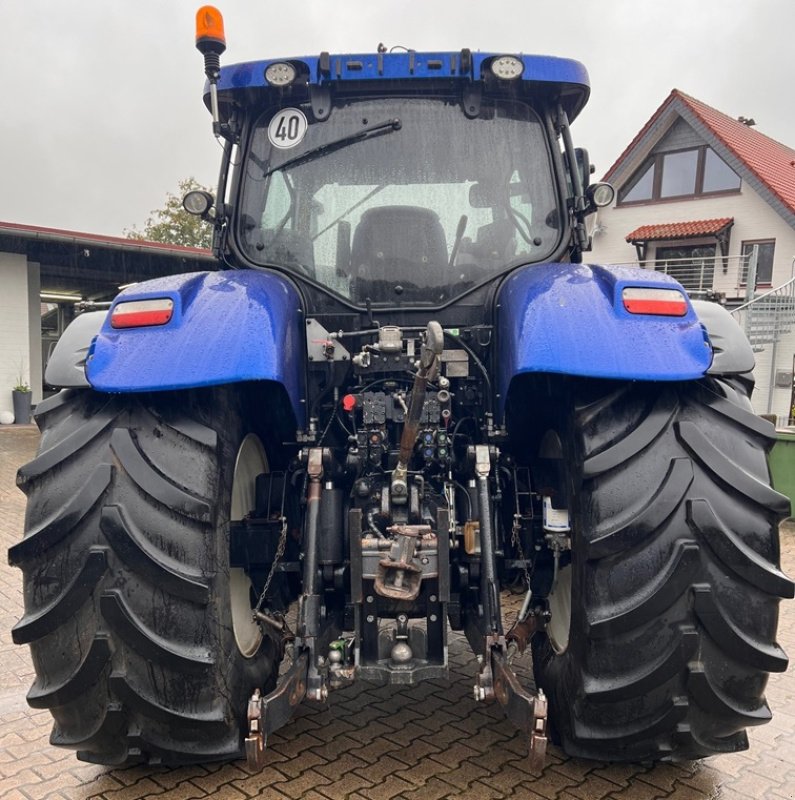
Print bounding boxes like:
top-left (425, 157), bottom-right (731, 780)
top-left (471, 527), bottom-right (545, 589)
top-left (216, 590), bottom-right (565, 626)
top-left (193, 35), bottom-right (611, 311)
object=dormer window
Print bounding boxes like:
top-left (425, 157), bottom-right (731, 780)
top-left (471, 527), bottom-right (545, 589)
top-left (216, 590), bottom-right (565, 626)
top-left (619, 146), bottom-right (741, 204)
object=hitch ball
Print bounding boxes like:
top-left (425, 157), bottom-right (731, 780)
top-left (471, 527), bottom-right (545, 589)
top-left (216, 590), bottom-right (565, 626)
top-left (390, 641), bottom-right (413, 665)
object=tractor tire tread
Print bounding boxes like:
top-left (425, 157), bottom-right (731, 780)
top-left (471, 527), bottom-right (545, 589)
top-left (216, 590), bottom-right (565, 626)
top-left (531, 378), bottom-right (791, 761)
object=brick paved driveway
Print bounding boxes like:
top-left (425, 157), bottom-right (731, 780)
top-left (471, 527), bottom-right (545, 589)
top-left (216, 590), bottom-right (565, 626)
top-left (1, 426), bottom-right (793, 800)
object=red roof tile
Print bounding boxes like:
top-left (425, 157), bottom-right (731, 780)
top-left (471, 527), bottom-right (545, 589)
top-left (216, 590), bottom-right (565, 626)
top-left (626, 217), bottom-right (733, 243)
top-left (676, 91), bottom-right (795, 214)
top-left (604, 90), bottom-right (795, 217)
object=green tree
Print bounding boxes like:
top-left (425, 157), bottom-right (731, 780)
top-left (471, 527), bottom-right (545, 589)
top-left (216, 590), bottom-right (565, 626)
top-left (126, 177), bottom-right (214, 249)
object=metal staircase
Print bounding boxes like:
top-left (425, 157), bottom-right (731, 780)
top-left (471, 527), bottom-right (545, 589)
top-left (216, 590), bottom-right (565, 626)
top-left (730, 276), bottom-right (795, 352)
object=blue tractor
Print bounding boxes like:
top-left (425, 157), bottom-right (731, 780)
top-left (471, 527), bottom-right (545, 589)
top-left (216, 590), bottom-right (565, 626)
top-left (11, 6), bottom-right (793, 769)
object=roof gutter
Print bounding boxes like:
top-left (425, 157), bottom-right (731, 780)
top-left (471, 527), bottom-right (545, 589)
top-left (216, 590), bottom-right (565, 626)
top-left (0, 223), bottom-right (217, 263)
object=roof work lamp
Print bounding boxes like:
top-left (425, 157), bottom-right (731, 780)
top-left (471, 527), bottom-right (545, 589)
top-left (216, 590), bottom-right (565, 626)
top-left (195, 6), bottom-right (226, 136)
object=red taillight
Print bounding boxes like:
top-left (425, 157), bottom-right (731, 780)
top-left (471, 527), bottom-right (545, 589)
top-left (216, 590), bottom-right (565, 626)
top-left (622, 287), bottom-right (687, 317)
top-left (111, 298), bottom-right (174, 329)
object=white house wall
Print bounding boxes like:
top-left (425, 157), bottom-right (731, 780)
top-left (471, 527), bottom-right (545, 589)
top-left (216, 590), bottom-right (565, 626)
top-left (0, 252), bottom-right (41, 420)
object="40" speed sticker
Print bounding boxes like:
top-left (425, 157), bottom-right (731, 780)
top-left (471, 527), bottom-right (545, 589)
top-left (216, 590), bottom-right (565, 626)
top-left (268, 108), bottom-right (308, 149)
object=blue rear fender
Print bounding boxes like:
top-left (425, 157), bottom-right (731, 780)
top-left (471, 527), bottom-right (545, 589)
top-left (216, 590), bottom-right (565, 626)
top-left (86, 270), bottom-right (306, 425)
top-left (496, 262), bottom-right (713, 414)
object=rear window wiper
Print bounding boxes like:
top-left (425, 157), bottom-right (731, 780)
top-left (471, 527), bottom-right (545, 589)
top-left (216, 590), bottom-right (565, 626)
top-left (264, 118), bottom-right (401, 177)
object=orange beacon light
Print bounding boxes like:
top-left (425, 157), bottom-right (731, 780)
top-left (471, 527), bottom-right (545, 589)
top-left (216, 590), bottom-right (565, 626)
top-left (196, 6), bottom-right (226, 58)
top-left (195, 6), bottom-right (226, 136)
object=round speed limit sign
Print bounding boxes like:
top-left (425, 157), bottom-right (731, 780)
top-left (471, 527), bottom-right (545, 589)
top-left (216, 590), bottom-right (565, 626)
top-left (268, 108), bottom-right (308, 149)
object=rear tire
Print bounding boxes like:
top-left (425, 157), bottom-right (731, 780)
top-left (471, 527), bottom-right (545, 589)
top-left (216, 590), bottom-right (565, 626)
top-left (528, 377), bottom-right (793, 761)
top-left (10, 387), bottom-right (282, 765)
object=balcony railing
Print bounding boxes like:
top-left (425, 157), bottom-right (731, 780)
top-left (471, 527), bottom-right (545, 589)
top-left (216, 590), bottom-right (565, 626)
top-left (606, 253), bottom-right (755, 300)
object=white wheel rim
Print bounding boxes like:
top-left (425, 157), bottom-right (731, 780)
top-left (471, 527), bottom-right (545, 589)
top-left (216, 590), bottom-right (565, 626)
top-left (547, 564), bottom-right (572, 654)
top-left (230, 434), bottom-right (268, 659)
top-left (537, 428), bottom-right (572, 654)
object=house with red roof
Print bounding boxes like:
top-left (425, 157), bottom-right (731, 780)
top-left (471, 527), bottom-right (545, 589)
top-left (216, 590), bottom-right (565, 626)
top-left (590, 89), bottom-right (795, 422)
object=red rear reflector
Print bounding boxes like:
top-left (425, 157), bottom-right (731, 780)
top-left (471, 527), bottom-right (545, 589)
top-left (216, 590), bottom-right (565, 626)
top-left (622, 287), bottom-right (687, 317)
top-left (111, 298), bottom-right (174, 329)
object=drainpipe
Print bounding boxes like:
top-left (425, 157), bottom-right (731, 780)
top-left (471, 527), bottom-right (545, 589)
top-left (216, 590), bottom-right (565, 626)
top-left (767, 329), bottom-right (779, 417)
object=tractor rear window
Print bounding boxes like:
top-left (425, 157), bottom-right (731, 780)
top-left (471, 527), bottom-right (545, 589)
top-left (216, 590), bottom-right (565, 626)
top-left (238, 96), bottom-right (559, 305)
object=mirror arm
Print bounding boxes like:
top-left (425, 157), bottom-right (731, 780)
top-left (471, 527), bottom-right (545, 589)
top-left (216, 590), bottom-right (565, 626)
top-left (556, 104), bottom-right (589, 255)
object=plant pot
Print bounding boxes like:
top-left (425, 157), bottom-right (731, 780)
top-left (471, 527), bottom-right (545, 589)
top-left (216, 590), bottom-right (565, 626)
top-left (12, 390), bottom-right (32, 425)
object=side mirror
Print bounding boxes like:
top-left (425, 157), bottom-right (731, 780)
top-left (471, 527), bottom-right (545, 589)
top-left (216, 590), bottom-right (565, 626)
top-left (574, 148), bottom-right (593, 190)
top-left (563, 148), bottom-right (595, 201)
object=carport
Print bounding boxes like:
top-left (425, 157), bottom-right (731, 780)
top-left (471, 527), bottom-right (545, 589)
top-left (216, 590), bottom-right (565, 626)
top-left (0, 220), bottom-right (214, 418)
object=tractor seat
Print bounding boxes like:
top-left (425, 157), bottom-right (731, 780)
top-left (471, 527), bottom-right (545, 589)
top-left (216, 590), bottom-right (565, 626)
top-left (350, 206), bottom-right (448, 298)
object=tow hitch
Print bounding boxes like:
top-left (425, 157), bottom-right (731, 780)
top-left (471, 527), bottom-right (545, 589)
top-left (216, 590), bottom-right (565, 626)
top-left (474, 642), bottom-right (548, 773)
top-left (245, 651), bottom-right (310, 769)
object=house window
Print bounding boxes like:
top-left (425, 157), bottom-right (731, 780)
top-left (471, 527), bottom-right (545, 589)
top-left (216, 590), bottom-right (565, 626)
top-left (741, 240), bottom-right (775, 285)
top-left (619, 146), bottom-right (741, 204)
top-left (703, 148), bottom-right (741, 194)
top-left (660, 150), bottom-right (699, 198)
top-left (655, 244), bottom-right (716, 291)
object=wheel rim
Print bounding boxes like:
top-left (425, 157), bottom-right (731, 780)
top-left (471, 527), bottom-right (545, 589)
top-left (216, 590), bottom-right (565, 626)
top-left (230, 433), bottom-right (268, 659)
top-left (537, 429), bottom-right (572, 654)
top-left (547, 564), bottom-right (572, 654)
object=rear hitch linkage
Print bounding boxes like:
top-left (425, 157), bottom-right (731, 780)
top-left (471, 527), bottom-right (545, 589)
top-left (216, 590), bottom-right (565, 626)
top-left (245, 346), bottom-right (549, 772)
top-left (470, 443), bottom-right (549, 773)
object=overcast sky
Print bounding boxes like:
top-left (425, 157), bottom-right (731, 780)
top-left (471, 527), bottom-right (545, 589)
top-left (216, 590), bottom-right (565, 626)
top-left (3, 1), bottom-right (792, 237)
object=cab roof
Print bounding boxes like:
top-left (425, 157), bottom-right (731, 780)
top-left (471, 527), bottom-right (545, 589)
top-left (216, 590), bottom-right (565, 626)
top-left (209, 50), bottom-right (590, 122)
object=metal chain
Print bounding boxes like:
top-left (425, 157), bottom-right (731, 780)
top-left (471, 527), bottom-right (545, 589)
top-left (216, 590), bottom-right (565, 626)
top-left (510, 469), bottom-right (533, 624)
top-left (511, 517), bottom-right (532, 596)
top-left (254, 516), bottom-right (288, 615)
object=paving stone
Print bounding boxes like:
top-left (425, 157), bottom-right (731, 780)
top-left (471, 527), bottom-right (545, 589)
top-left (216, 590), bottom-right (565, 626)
top-left (661, 782), bottom-right (724, 800)
top-left (521, 769), bottom-right (581, 800)
top-left (201, 787), bottom-right (248, 800)
top-left (313, 752), bottom-right (371, 782)
top-left (250, 767), bottom-right (331, 798)
top-left (349, 737), bottom-right (400, 765)
top-left (268, 731), bottom-right (327, 761)
top-left (601, 779), bottom-right (667, 800)
top-left (189, 767), bottom-right (249, 795)
top-left (314, 771), bottom-right (375, 800)
top-left (724, 769), bottom-right (786, 798)
top-left (567, 774), bottom-right (628, 800)
top-left (355, 774), bottom-right (416, 800)
top-left (392, 755), bottom-right (453, 787)
top-left (427, 741), bottom-right (480, 769)
top-left (399, 775), bottom-right (464, 800)
top-left (389, 737), bottom-right (442, 766)
top-left (351, 755), bottom-right (409, 784)
top-left (466, 779), bottom-right (547, 800)
top-left (436, 759), bottom-right (491, 791)
top-left (267, 747), bottom-right (328, 779)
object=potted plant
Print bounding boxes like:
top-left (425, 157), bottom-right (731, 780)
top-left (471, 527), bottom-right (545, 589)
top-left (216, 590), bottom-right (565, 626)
top-left (12, 374), bottom-right (32, 425)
